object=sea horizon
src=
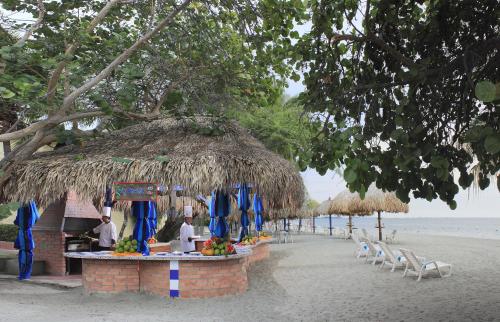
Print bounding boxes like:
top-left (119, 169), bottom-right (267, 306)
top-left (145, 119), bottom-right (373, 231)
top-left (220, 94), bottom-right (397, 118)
top-left (293, 216), bottom-right (500, 240)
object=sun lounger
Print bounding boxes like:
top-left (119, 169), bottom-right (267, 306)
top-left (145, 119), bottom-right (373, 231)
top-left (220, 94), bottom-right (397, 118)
top-left (363, 238), bottom-right (384, 265)
top-left (385, 230), bottom-right (397, 243)
top-left (399, 248), bottom-right (452, 281)
top-left (361, 228), bottom-right (372, 241)
top-left (352, 233), bottom-right (369, 258)
top-left (377, 241), bottom-right (405, 272)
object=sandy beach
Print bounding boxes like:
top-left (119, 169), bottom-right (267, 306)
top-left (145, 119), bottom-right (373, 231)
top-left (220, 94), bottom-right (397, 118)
top-left (1, 233), bottom-right (500, 322)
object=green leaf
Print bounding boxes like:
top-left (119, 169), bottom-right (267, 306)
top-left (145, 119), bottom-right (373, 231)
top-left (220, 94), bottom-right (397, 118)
top-left (484, 134), bottom-right (500, 154)
top-left (74, 154), bottom-right (86, 161)
top-left (155, 155), bottom-right (170, 164)
top-left (475, 81), bottom-right (496, 102)
top-left (0, 87), bottom-right (15, 98)
top-left (111, 157), bottom-right (133, 164)
top-left (290, 73), bottom-right (300, 82)
top-left (448, 200), bottom-right (457, 210)
top-left (344, 168), bottom-right (357, 183)
top-left (430, 155), bottom-right (448, 169)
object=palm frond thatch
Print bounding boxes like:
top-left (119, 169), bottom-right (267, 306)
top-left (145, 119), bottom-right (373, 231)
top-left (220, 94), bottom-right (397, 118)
top-left (313, 198), bottom-right (333, 216)
top-left (2, 117), bottom-right (305, 213)
top-left (328, 184), bottom-right (408, 216)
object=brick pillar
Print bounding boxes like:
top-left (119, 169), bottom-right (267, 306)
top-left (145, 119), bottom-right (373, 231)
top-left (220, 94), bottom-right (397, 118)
top-left (33, 231), bottom-right (66, 275)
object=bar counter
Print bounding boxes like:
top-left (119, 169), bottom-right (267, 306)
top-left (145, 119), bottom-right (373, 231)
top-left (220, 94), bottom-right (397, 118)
top-left (65, 240), bottom-right (270, 298)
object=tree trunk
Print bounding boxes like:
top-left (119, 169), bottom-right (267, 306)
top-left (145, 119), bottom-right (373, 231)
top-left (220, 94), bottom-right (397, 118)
top-left (348, 215), bottom-right (352, 234)
top-left (329, 214), bottom-right (332, 236)
top-left (156, 210), bottom-right (201, 242)
top-left (378, 211), bottom-right (382, 241)
top-left (119, 208), bottom-right (129, 239)
top-left (2, 141), bottom-right (10, 158)
top-left (313, 216), bottom-right (316, 233)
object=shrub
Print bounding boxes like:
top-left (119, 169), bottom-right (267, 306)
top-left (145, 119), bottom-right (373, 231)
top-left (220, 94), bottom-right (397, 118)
top-left (0, 224), bottom-right (18, 242)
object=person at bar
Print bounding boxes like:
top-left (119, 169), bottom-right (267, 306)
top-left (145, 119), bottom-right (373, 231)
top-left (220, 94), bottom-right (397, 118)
top-left (180, 206), bottom-right (198, 253)
top-left (91, 211), bottom-right (117, 251)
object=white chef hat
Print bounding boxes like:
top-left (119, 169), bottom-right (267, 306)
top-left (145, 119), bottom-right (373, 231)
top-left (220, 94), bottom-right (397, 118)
top-left (102, 206), bottom-right (112, 217)
top-left (184, 205), bottom-right (193, 218)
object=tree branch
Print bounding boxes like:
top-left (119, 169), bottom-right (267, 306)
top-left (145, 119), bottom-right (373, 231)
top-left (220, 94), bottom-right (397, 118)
top-left (152, 73), bottom-right (191, 113)
top-left (330, 33), bottom-right (416, 68)
top-left (46, 0), bottom-right (122, 103)
top-left (61, 0), bottom-right (193, 110)
top-left (15, 0), bottom-right (45, 47)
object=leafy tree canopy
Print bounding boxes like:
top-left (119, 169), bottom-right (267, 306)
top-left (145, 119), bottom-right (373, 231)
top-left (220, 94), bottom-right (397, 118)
top-left (293, 0), bottom-right (499, 208)
top-left (229, 94), bottom-right (318, 169)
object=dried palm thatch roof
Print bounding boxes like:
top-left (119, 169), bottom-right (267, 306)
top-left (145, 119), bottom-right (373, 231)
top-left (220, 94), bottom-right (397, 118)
top-left (269, 207), bottom-right (313, 220)
top-left (2, 117), bottom-right (305, 213)
top-left (313, 198), bottom-right (333, 216)
top-left (328, 184), bottom-right (408, 215)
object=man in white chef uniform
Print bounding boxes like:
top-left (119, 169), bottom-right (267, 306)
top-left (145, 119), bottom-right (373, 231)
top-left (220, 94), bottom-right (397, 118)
top-left (179, 206), bottom-right (199, 253)
top-left (91, 208), bottom-right (117, 251)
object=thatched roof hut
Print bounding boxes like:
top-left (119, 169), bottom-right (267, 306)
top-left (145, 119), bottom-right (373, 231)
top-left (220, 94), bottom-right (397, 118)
top-left (313, 198), bottom-right (333, 216)
top-left (2, 117), bottom-right (304, 214)
top-left (347, 184), bottom-right (409, 215)
top-left (328, 184), bottom-right (408, 239)
top-left (270, 207), bottom-right (313, 220)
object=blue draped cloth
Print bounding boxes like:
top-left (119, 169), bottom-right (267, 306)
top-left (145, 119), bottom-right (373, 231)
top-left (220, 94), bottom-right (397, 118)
top-left (148, 201), bottom-right (158, 235)
top-left (14, 201), bottom-right (40, 280)
top-left (132, 201), bottom-right (156, 256)
top-left (208, 192), bottom-right (217, 236)
top-left (253, 194), bottom-right (264, 232)
top-left (237, 184), bottom-right (251, 242)
top-left (214, 191), bottom-right (230, 238)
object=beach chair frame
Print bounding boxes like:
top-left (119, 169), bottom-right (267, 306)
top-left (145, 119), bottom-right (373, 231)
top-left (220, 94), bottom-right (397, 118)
top-left (399, 248), bottom-right (453, 281)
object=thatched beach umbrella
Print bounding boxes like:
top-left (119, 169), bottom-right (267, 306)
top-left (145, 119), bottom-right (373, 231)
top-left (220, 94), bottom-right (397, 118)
top-left (328, 190), bottom-right (370, 235)
top-left (2, 117), bottom-right (305, 217)
top-left (329, 185), bottom-right (409, 240)
top-left (314, 198), bottom-right (334, 235)
top-left (348, 184), bottom-right (409, 241)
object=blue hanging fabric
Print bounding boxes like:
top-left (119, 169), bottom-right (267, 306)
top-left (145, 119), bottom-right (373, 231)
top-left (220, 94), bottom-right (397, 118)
top-left (132, 201), bottom-right (153, 256)
top-left (148, 201), bottom-right (158, 236)
top-left (208, 191), bottom-right (217, 236)
top-left (14, 201), bottom-right (40, 280)
top-left (253, 194), bottom-right (264, 232)
top-left (214, 191), bottom-right (230, 238)
top-left (237, 184), bottom-right (251, 242)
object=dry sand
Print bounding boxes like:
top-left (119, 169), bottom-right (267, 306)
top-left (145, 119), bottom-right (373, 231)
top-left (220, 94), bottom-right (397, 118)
top-left (1, 233), bottom-right (500, 322)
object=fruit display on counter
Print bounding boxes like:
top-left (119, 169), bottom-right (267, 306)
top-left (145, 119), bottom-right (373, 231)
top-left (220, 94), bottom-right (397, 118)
top-left (201, 237), bottom-right (236, 256)
top-left (258, 232), bottom-right (272, 240)
top-left (113, 236), bottom-right (139, 255)
top-left (238, 235), bottom-right (257, 246)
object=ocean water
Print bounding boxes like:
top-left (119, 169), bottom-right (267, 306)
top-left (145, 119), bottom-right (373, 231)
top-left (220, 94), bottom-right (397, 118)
top-left (295, 217), bottom-right (500, 240)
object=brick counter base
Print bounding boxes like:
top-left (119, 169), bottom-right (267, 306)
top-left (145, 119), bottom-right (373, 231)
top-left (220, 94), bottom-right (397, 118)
top-left (247, 243), bottom-right (270, 265)
top-left (0, 241), bottom-right (15, 250)
top-left (82, 258), bottom-right (248, 298)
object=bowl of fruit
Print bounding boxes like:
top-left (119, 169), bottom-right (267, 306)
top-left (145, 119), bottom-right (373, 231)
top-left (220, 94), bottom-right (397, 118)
top-left (113, 237), bottom-right (140, 256)
top-left (201, 237), bottom-right (236, 256)
top-left (238, 235), bottom-right (258, 246)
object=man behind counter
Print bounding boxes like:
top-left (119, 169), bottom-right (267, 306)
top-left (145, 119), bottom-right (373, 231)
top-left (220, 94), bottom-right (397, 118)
top-left (91, 211), bottom-right (117, 251)
top-left (179, 206), bottom-right (200, 253)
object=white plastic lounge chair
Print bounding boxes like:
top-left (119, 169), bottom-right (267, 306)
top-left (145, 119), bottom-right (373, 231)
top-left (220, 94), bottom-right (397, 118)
top-left (377, 241), bottom-right (405, 272)
top-left (363, 238), bottom-right (384, 265)
top-left (343, 228), bottom-right (351, 240)
top-left (361, 228), bottom-right (372, 241)
top-left (399, 248), bottom-right (452, 281)
top-left (385, 230), bottom-right (397, 243)
top-left (352, 233), bottom-right (369, 258)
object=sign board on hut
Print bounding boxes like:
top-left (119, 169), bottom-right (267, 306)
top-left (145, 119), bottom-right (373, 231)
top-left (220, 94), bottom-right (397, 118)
top-left (114, 182), bottom-right (158, 201)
